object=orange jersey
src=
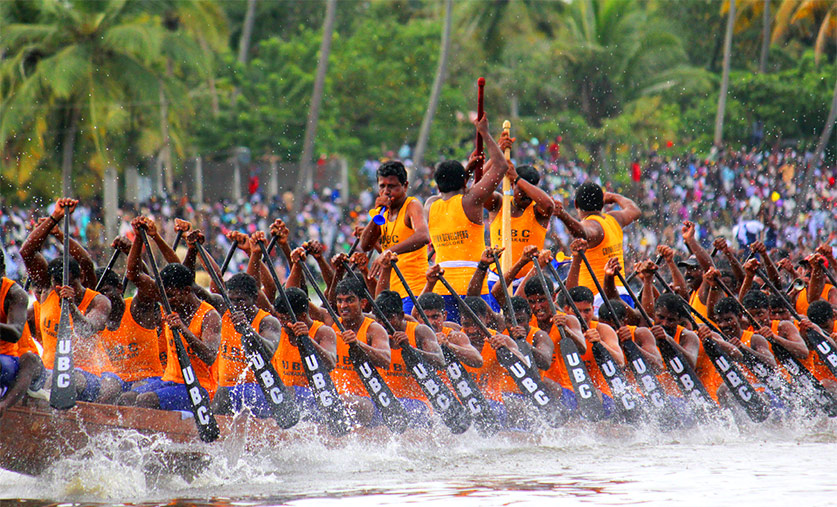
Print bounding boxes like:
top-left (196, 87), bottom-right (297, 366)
top-left (428, 194), bottom-right (487, 295)
top-left (161, 301), bottom-right (217, 396)
top-left (381, 321), bottom-right (425, 400)
top-left (489, 202), bottom-right (547, 278)
top-left (331, 317), bottom-right (378, 396)
top-left (216, 309), bottom-right (271, 387)
top-left (656, 327), bottom-right (685, 396)
top-left (272, 320), bottom-right (324, 388)
top-left (39, 288), bottom-right (109, 375)
top-left (374, 197), bottom-right (429, 299)
top-left (688, 325), bottom-right (723, 401)
top-left (579, 321), bottom-right (611, 395)
top-left (99, 297), bottom-right (164, 382)
top-left (0, 277), bottom-right (33, 357)
top-left (462, 332), bottom-right (504, 402)
top-left (499, 327), bottom-right (538, 394)
top-left (542, 323), bottom-right (573, 390)
top-left (689, 290), bottom-right (717, 328)
top-left (796, 284), bottom-right (835, 317)
top-left (577, 214), bottom-right (624, 295)
top-left (807, 321), bottom-right (837, 382)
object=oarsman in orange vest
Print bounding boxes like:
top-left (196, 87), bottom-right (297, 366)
top-left (796, 253), bottom-right (837, 316)
top-left (123, 221), bottom-right (221, 411)
top-left (649, 294), bottom-right (707, 396)
top-left (0, 249), bottom-right (47, 415)
top-left (328, 278), bottom-right (391, 426)
top-left (373, 290), bottom-right (446, 425)
top-left (361, 161), bottom-right (430, 315)
top-left (19, 198), bottom-right (114, 403)
top-left (740, 290), bottom-right (809, 362)
top-left (414, 292), bottom-right (483, 368)
top-left (270, 287), bottom-right (338, 420)
top-left (209, 273), bottom-right (284, 418)
top-left (803, 301), bottom-right (837, 394)
top-left (425, 114), bottom-right (509, 322)
top-left (553, 183), bottom-right (640, 311)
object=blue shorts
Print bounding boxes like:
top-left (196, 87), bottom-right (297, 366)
top-left (402, 297), bottom-right (415, 317)
top-left (122, 376), bottom-right (163, 393)
top-left (135, 380), bottom-right (208, 412)
top-left (221, 383), bottom-right (322, 421)
top-left (47, 368), bottom-right (101, 402)
top-left (439, 294), bottom-right (499, 324)
top-left (0, 354), bottom-right (20, 388)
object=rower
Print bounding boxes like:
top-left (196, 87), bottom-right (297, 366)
top-left (740, 290), bottom-right (809, 361)
top-left (374, 290), bottom-right (445, 426)
top-left (0, 249), bottom-right (47, 414)
top-left (796, 254), bottom-right (837, 316)
top-left (330, 278), bottom-right (391, 426)
top-left (270, 287), bottom-right (339, 421)
top-left (804, 301), bottom-right (837, 393)
top-left (650, 294), bottom-right (707, 398)
top-left (361, 161), bottom-right (430, 315)
top-left (425, 114), bottom-right (509, 322)
top-left (211, 273), bottom-right (283, 418)
top-left (415, 293), bottom-right (482, 367)
top-left (19, 198), bottom-right (114, 403)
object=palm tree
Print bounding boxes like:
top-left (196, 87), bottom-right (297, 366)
top-left (412, 0), bottom-right (453, 171)
top-left (715, 0), bottom-right (736, 147)
top-left (772, 0), bottom-right (836, 64)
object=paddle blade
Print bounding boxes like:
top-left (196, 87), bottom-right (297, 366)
top-left (401, 346), bottom-right (471, 434)
top-left (49, 299), bottom-right (76, 410)
top-left (349, 344), bottom-right (409, 434)
top-left (171, 328), bottom-right (220, 442)
top-left (241, 332), bottom-right (300, 429)
top-left (296, 335), bottom-right (354, 436)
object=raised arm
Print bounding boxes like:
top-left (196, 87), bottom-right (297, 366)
top-left (657, 245), bottom-right (689, 299)
top-left (565, 238), bottom-right (588, 289)
top-left (552, 199), bottom-right (589, 241)
top-left (20, 198), bottom-right (78, 288)
top-left (305, 241), bottom-right (334, 288)
top-left (603, 191), bottom-right (641, 227)
top-left (462, 115), bottom-right (510, 212)
top-left (50, 225), bottom-right (96, 289)
top-left (714, 237), bottom-right (744, 289)
top-left (682, 221), bottom-right (714, 271)
top-left (144, 217), bottom-right (180, 265)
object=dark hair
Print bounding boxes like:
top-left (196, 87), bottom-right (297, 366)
top-left (94, 267), bottom-right (121, 290)
top-left (377, 160), bottom-right (408, 185)
top-left (654, 293), bottom-right (686, 318)
top-left (274, 287), bottom-right (309, 316)
top-left (741, 290), bottom-right (769, 311)
top-left (47, 257), bottom-right (81, 284)
top-left (574, 182), bottom-right (604, 212)
top-left (807, 300), bottom-right (834, 327)
top-left (524, 277), bottom-right (552, 297)
top-left (375, 290), bottom-right (404, 317)
top-left (160, 263), bottom-right (194, 290)
top-left (719, 270), bottom-right (737, 287)
top-left (598, 299), bottom-right (627, 324)
top-left (335, 278), bottom-right (367, 300)
top-left (463, 296), bottom-right (488, 318)
top-left (226, 273), bottom-right (259, 299)
top-left (417, 293), bottom-right (446, 312)
top-left (509, 296), bottom-right (531, 317)
top-left (768, 295), bottom-right (787, 310)
top-left (434, 160), bottom-right (466, 192)
top-left (516, 165), bottom-right (540, 186)
top-left (713, 297), bottom-right (741, 318)
top-left (559, 286), bottom-right (594, 307)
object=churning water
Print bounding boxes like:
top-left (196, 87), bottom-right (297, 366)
top-left (1, 413), bottom-right (836, 506)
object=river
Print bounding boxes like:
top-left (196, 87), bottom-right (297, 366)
top-left (1, 412), bottom-right (835, 505)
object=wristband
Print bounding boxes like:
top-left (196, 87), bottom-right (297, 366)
top-left (48, 216), bottom-right (59, 225)
top-left (477, 261), bottom-right (490, 271)
top-left (514, 176), bottom-right (522, 185)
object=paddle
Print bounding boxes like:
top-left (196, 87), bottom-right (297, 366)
top-left (545, 262), bottom-right (643, 422)
top-left (613, 267), bottom-right (716, 415)
top-left (50, 202), bottom-right (76, 410)
top-left (138, 228), bottom-right (220, 442)
top-left (531, 259), bottom-right (605, 421)
top-left (342, 264), bottom-right (471, 434)
top-left (257, 239), bottom-right (353, 436)
top-left (624, 254), bottom-right (663, 285)
top-left (299, 256), bottom-right (409, 433)
top-left (94, 248), bottom-right (121, 292)
top-left (651, 271), bottom-right (770, 423)
top-left (219, 241), bottom-right (238, 275)
top-left (436, 272), bottom-right (569, 428)
top-left (490, 251), bottom-right (536, 368)
top-left (195, 242), bottom-right (300, 429)
top-left (171, 230), bottom-right (184, 252)
top-left (473, 77), bottom-right (486, 183)
top-left (390, 259), bottom-right (500, 435)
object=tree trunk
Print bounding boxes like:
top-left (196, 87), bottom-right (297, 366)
top-left (714, 0), bottom-right (735, 147)
top-left (293, 0), bottom-right (337, 216)
top-left (199, 36), bottom-right (220, 115)
top-left (758, 0), bottom-right (770, 73)
top-left (798, 77), bottom-right (837, 207)
top-left (159, 82), bottom-right (173, 196)
top-left (237, 0), bottom-right (258, 64)
top-left (61, 106), bottom-right (80, 197)
top-left (412, 0), bottom-right (453, 171)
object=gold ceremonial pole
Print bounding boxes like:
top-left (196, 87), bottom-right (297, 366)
top-left (501, 120), bottom-right (513, 273)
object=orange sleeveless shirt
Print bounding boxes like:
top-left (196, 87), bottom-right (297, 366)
top-left (796, 284), bottom-right (835, 317)
top-left (99, 297), bottom-right (164, 382)
top-left (381, 320), bottom-right (424, 399)
top-left (331, 317), bottom-right (378, 396)
top-left (577, 214), bottom-right (624, 295)
top-left (217, 309), bottom-right (271, 387)
top-left (489, 202), bottom-right (547, 278)
top-left (542, 321), bottom-right (573, 390)
top-left (375, 197), bottom-right (429, 299)
top-left (0, 278), bottom-right (31, 357)
top-left (271, 320), bottom-right (324, 388)
top-left (499, 326), bottom-right (539, 393)
top-left (579, 321), bottom-right (611, 395)
top-left (161, 301), bottom-right (217, 395)
top-left (462, 332), bottom-right (504, 402)
top-left (428, 194), bottom-right (487, 295)
top-left (39, 288), bottom-right (108, 375)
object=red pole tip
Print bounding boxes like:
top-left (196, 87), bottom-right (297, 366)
top-left (477, 77), bottom-right (485, 86)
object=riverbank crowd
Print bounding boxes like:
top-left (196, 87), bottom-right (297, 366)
top-left (1, 115), bottom-right (836, 432)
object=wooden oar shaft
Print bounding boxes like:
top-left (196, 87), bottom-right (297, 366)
top-left (500, 120), bottom-right (513, 273)
top-left (546, 263), bottom-right (589, 332)
top-left (614, 270), bottom-right (654, 327)
top-left (577, 251), bottom-right (622, 329)
top-left (220, 242), bottom-right (238, 275)
top-left (492, 255), bottom-right (517, 328)
top-left (94, 248), bottom-right (121, 292)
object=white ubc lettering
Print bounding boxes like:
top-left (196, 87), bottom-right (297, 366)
top-left (447, 363), bottom-right (463, 380)
top-left (680, 374), bottom-right (695, 391)
top-left (269, 387), bottom-right (284, 404)
top-left (632, 360), bottom-right (648, 375)
top-left (533, 391), bottom-right (549, 406)
top-left (669, 357), bottom-right (684, 373)
top-left (578, 384), bottom-right (592, 399)
top-left (58, 340), bottom-right (71, 354)
top-left (737, 386), bottom-right (752, 401)
top-left (197, 405), bottom-right (210, 425)
top-left (726, 371), bottom-right (743, 387)
top-left (312, 372), bottom-right (326, 389)
top-left (319, 391), bottom-right (334, 407)
top-left (424, 379), bottom-right (440, 396)
top-left (189, 386), bottom-right (203, 405)
top-left (57, 357), bottom-right (70, 372)
top-left (182, 367), bottom-right (195, 384)
top-left (601, 361), bottom-right (616, 377)
top-left (468, 399), bottom-right (482, 414)
top-left (572, 368), bottom-right (587, 383)
top-left (250, 352), bottom-right (265, 369)
top-left (305, 354), bottom-right (319, 371)
top-left (456, 381), bottom-right (472, 398)
top-left (521, 377), bottom-right (538, 393)
top-left (260, 370), bottom-right (275, 388)
top-left (56, 372), bottom-right (71, 388)
top-left (510, 363), bottom-right (527, 379)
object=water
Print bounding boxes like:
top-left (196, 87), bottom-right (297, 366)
top-left (1, 415), bottom-right (836, 505)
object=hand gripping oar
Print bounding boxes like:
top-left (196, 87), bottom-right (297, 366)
top-left (220, 241), bottom-right (238, 275)
top-left (545, 262), bottom-right (643, 422)
top-left (390, 259), bottom-right (500, 435)
top-left (613, 268), bottom-right (717, 418)
top-left (94, 248), bottom-right (121, 292)
top-left (624, 254), bottom-right (663, 285)
top-left (342, 265), bottom-right (471, 434)
top-left (575, 252), bottom-right (683, 423)
top-left (139, 229), bottom-right (220, 442)
top-left (298, 259), bottom-right (409, 434)
top-left (651, 272), bottom-right (771, 422)
top-left (531, 260), bottom-right (605, 421)
top-left (436, 272), bottom-right (569, 428)
top-left (195, 242), bottom-right (300, 429)
top-left (50, 203), bottom-right (76, 410)
top-left (257, 240), bottom-right (353, 435)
